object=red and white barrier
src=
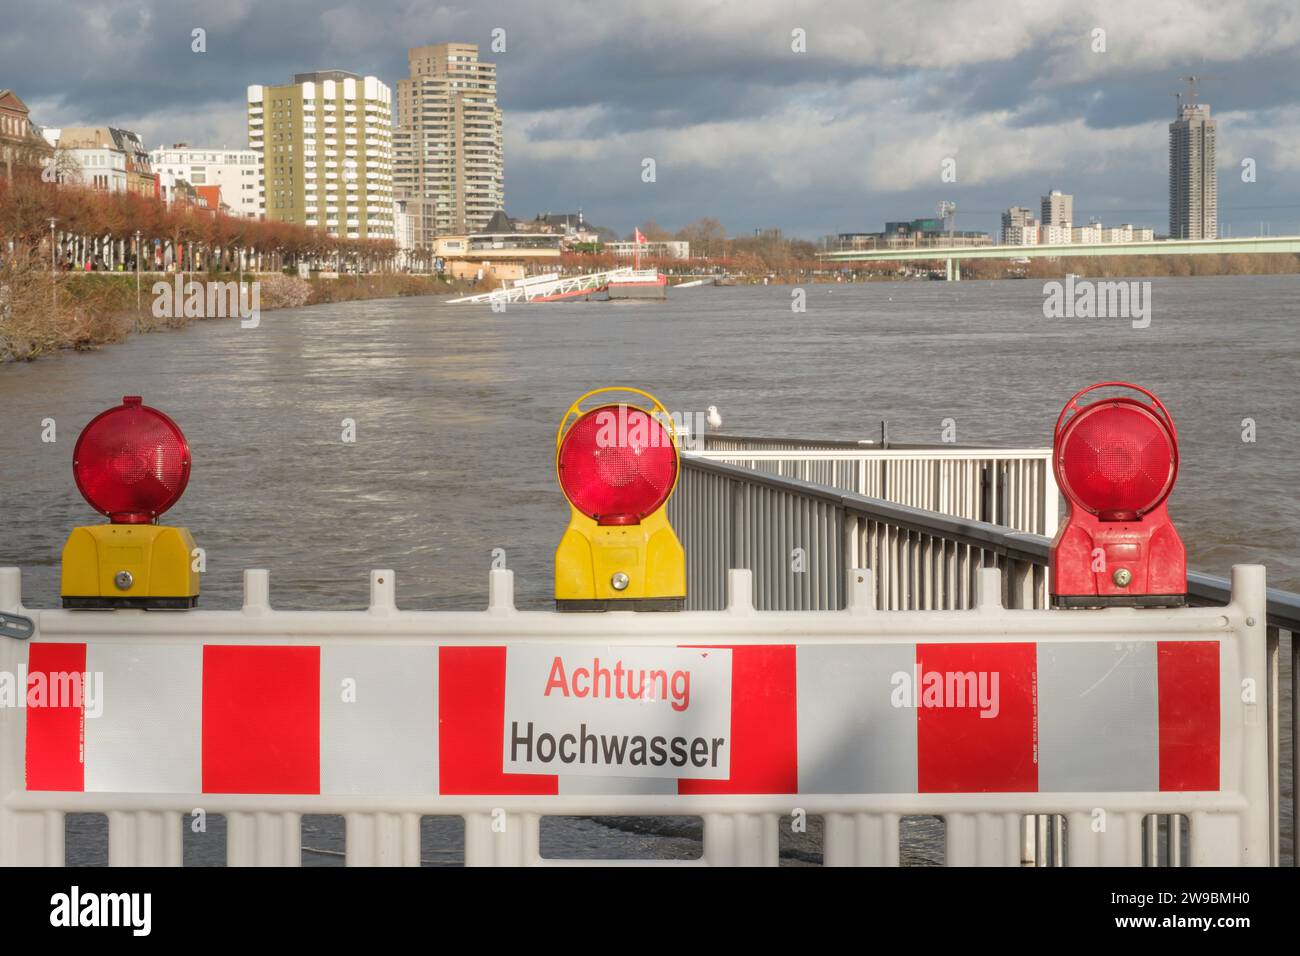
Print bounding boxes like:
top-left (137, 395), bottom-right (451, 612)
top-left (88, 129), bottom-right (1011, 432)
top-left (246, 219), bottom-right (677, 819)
top-left (0, 565), bottom-right (1270, 866)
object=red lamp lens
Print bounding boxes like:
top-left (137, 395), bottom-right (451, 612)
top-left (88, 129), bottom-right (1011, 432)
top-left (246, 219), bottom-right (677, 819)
top-left (1058, 401), bottom-right (1175, 520)
top-left (557, 405), bottom-right (678, 524)
top-left (73, 397), bottom-right (191, 523)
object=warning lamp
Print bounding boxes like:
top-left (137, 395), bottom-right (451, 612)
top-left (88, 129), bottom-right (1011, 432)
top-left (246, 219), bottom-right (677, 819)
top-left (554, 387), bottom-right (686, 611)
top-left (60, 396), bottom-right (200, 609)
top-left (1049, 382), bottom-right (1186, 608)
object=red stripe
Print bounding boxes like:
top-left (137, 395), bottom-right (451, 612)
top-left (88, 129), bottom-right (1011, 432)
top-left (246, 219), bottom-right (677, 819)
top-left (1157, 641), bottom-right (1220, 791)
top-left (25, 643), bottom-right (86, 792)
top-left (202, 646), bottom-right (320, 794)
top-left (917, 643), bottom-right (1037, 793)
top-left (679, 645), bottom-right (797, 795)
top-left (438, 646), bottom-right (557, 795)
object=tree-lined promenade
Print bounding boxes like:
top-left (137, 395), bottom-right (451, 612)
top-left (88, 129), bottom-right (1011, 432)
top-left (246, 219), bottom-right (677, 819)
top-left (0, 169), bottom-right (411, 274)
top-left (0, 169), bottom-right (462, 362)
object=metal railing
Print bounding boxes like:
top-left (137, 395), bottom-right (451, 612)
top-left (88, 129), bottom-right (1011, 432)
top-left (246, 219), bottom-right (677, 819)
top-left (694, 435), bottom-right (1058, 537)
top-left (668, 454), bottom-right (1298, 865)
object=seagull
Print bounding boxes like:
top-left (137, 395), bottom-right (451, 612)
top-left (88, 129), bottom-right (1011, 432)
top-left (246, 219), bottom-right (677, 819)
top-left (706, 406), bottom-right (722, 431)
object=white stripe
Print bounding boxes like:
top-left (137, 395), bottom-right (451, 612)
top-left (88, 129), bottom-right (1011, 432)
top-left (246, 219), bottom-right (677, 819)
top-left (84, 643), bottom-right (202, 793)
top-left (797, 645), bottom-right (918, 794)
top-left (1037, 642), bottom-right (1159, 792)
top-left (320, 645), bottom-right (438, 795)
top-left (558, 776), bottom-right (677, 795)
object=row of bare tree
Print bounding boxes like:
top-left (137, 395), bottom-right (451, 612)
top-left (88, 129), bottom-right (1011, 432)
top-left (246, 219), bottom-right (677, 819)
top-left (0, 166), bottom-right (426, 274)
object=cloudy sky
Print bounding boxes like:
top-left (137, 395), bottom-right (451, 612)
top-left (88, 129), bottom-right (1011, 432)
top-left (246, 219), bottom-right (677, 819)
top-left (5, 0), bottom-right (1300, 239)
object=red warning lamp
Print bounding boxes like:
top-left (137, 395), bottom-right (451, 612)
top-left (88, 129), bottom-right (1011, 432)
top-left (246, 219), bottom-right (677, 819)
top-left (61, 396), bottom-right (200, 609)
top-left (554, 387), bottom-right (686, 610)
top-left (557, 404), bottom-right (679, 525)
top-left (73, 396), bottom-right (191, 524)
top-left (1049, 382), bottom-right (1186, 607)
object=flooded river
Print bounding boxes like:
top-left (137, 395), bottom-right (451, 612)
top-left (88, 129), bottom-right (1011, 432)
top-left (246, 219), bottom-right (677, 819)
top-left (1, 275), bottom-right (1295, 863)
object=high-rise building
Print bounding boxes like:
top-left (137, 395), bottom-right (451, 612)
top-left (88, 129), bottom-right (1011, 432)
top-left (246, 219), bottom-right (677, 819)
top-left (1001, 206), bottom-right (1036, 243)
top-left (150, 145), bottom-right (264, 219)
top-left (247, 70), bottom-right (394, 240)
top-left (1169, 100), bottom-right (1217, 240)
top-left (394, 43), bottom-right (504, 242)
top-left (1040, 190), bottom-right (1073, 230)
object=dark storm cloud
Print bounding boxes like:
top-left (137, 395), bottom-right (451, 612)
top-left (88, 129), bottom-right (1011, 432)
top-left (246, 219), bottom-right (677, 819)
top-left (4, 0), bottom-right (1299, 238)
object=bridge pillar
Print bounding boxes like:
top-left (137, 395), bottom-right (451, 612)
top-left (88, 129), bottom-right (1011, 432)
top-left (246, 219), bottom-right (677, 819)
top-left (945, 258), bottom-right (953, 281)
top-left (955, 259), bottom-right (962, 281)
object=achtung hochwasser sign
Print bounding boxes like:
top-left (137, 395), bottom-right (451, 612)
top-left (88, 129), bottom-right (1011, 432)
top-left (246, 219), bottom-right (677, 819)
top-left (503, 646), bottom-right (732, 779)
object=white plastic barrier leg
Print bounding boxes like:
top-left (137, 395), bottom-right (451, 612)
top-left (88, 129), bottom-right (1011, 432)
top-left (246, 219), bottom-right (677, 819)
top-left (464, 811), bottom-right (538, 866)
top-left (823, 812), bottom-right (900, 866)
top-left (108, 810), bottom-right (182, 866)
top-left (227, 811), bottom-right (301, 867)
top-left (345, 811), bottom-right (421, 866)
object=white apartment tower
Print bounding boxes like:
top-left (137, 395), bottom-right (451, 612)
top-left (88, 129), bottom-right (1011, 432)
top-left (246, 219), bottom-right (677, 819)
top-left (150, 146), bottom-right (264, 218)
top-left (247, 70), bottom-right (394, 240)
top-left (394, 43), bottom-right (504, 242)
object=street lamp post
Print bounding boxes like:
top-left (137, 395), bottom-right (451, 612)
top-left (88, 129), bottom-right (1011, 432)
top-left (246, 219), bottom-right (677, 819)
top-left (48, 218), bottom-right (57, 312)
top-left (134, 229), bottom-right (142, 311)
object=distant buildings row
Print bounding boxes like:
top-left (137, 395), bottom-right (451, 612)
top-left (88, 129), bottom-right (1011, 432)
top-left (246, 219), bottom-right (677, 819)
top-left (2, 42), bottom-right (508, 256)
top-left (247, 42), bottom-right (505, 246)
top-left (837, 87), bottom-right (1220, 251)
top-left (1000, 191), bottom-right (1154, 246)
top-left (5, 72), bottom-right (1223, 255)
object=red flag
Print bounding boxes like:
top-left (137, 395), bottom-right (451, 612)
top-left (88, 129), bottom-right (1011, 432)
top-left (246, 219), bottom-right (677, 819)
top-left (635, 228), bottom-right (646, 244)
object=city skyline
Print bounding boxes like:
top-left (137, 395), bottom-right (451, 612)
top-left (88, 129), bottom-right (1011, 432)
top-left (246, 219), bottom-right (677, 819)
top-left (6, 0), bottom-right (1300, 239)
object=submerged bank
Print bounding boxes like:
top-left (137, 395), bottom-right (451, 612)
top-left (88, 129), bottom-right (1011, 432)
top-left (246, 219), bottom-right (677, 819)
top-left (0, 271), bottom-right (474, 363)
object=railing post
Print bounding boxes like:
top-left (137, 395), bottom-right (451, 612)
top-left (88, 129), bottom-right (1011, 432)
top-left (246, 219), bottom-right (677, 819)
top-left (846, 568), bottom-right (875, 613)
top-left (369, 569), bottom-right (396, 614)
top-left (242, 569), bottom-right (270, 614)
top-left (727, 568), bottom-right (754, 614)
top-left (976, 567), bottom-right (1002, 610)
top-left (488, 568), bottom-right (515, 614)
top-left (1267, 625), bottom-right (1280, 866)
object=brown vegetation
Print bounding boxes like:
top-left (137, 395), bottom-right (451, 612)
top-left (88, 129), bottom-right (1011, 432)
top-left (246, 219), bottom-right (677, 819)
top-left (1, 256), bottom-right (470, 363)
top-left (0, 164), bottom-right (472, 362)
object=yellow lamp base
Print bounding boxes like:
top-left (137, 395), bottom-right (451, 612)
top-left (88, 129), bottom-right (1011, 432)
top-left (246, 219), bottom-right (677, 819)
top-left (554, 508), bottom-right (685, 611)
top-left (61, 524), bottom-right (200, 610)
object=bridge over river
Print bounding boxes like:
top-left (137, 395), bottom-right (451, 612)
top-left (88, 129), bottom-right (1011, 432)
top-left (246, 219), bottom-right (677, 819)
top-left (819, 234), bottom-right (1300, 280)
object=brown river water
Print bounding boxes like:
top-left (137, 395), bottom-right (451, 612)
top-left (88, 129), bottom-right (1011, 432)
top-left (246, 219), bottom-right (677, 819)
top-left (1, 276), bottom-right (1295, 863)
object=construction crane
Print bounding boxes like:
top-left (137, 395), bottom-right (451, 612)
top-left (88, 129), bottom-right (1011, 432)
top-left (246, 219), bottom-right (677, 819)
top-left (1175, 74), bottom-right (1220, 114)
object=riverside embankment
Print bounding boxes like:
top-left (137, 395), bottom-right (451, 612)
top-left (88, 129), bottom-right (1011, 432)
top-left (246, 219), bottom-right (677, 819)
top-left (0, 270), bottom-right (474, 363)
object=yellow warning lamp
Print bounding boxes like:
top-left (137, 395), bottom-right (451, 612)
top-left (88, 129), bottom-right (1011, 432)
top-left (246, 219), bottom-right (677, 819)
top-left (61, 396), bottom-right (200, 609)
top-left (554, 387), bottom-right (686, 611)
